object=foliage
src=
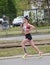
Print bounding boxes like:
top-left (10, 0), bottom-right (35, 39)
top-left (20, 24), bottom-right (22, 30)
top-left (0, 0), bottom-right (17, 23)
top-left (0, 0), bottom-right (8, 16)
top-left (7, 0), bottom-right (17, 23)
top-left (15, 0), bottom-right (31, 16)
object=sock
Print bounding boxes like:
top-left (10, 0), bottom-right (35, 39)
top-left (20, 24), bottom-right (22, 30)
top-left (23, 46), bottom-right (27, 53)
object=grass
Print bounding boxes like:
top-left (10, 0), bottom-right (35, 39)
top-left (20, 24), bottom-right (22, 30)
top-left (0, 45), bottom-right (50, 57)
top-left (0, 26), bottom-right (50, 37)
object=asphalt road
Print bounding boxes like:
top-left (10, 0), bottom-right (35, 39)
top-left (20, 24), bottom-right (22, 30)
top-left (0, 33), bottom-right (50, 41)
top-left (0, 56), bottom-right (50, 65)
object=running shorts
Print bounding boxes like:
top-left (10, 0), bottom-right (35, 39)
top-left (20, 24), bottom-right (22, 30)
top-left (25, 33), bottom-right (32, 40)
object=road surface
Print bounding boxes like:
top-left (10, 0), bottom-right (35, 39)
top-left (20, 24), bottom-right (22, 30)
top-left (0, 55), bottom-right (50, 65)
top-left (0, 33), bottom-right (50, 41)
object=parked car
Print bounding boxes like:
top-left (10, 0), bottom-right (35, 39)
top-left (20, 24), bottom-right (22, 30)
top-left (0, 18), bottom-right (4, 24)
top-left (0, 18), bottom-right (9, 29)
top-left (2, 21), bottom-right (9, 29)
top-left (12, 16), bottom-right (23, 27)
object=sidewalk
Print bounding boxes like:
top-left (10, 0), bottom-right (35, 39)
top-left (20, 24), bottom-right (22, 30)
top-left (0, 53), bottom-right (50, 65)
top-left (0, 53), bottom-right (50, 60)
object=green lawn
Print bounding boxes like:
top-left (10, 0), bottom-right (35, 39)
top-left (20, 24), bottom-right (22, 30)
top-left (0, 26), bottom-right (50, 37)
top-left (0, 45), bottom-right (50, 57)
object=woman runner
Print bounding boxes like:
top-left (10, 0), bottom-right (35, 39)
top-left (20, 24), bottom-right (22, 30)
top-left (20, 16), bottom-right (42, 58)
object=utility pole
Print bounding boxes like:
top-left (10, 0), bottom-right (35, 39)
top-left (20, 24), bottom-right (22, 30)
top-left (46, 0), bottom-right (50, 25)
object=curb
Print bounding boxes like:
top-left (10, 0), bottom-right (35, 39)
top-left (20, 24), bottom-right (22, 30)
top-left (0, 53), bottom-right (50, 60)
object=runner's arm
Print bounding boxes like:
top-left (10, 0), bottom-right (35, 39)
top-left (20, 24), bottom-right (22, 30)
top-left (28, 24), bottom-right (37, 32)
top-left (20, 24), bottom-right (24, 32)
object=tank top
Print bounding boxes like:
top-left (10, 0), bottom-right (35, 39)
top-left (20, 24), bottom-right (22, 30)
top-left (23, 23), bottom-right (30, 31)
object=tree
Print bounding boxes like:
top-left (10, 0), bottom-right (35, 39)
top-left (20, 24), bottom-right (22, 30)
top-left (30, 0), bottom-right (50, 26)
top-left (0, 0), bottom-right (17, 23)
top-left (15, 0), bottom-right (31, 16)
top-left (7, 0), bottom-right (17, 23)
top-left (0, 0), bottom-right (8, 16)
top-left (46, 0), bottom-right (50, 25)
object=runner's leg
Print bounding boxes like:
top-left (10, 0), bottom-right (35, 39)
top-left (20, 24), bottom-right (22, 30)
top-left (29, 40), bottom-right (42, 55)
top-left (21, 39), bottom-right (29, 58)
top-left (21, 39), bottom-right (29, 53)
